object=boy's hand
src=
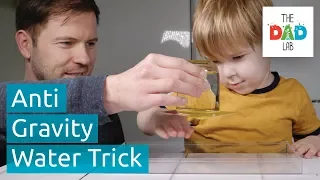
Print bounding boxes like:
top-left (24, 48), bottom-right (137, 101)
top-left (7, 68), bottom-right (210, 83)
top-left (137, 108), bottom-right (194, 139)
top-left (292, 135), bottom-right (320, 158)
top-left (154, 111), bottom-right (194, 139)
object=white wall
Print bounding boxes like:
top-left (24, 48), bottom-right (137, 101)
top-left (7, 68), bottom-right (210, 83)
top-left (0, 4), bottom-right (24, 81)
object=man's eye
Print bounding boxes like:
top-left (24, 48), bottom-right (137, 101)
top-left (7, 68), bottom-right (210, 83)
top-left (60, 42), bottom-right (73, 46)
top-left (86, 42), bottom-right (96, 47)
top-left (233, 55), bottom-right (244, 60)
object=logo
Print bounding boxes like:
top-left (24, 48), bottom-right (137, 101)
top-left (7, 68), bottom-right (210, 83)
top-left (263, 7), bottom-right (313, 57)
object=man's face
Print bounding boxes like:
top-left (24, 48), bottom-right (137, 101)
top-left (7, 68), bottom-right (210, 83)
top-left (28, 12), bottom-right (98, 80)
top-left (216, 45), bottom-right (271, 95)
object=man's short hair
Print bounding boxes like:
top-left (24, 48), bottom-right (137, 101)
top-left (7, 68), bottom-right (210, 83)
top-left (15, 0), bottom-right (100, 46)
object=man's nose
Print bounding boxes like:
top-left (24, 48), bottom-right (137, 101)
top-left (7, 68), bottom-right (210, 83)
top-left (73, 45), bottom-right (91, 65)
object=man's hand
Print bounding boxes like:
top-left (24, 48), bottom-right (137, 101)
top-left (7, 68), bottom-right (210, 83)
top-left (137, 107), bottom-right (194, 139)
top-left (292, 135), bottom-right (320, 159)
top-left (104, 53), bottom-right (209, 114)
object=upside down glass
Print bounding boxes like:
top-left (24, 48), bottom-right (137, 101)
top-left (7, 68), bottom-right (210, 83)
top-left (174, 60), bottom-right (233, 118)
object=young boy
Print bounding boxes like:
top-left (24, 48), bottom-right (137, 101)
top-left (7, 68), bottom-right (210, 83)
top-left (137, 0), bottom-right (320, 158)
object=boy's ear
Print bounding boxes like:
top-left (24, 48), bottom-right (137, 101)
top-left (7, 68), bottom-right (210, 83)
top-left (15, 30), bottom-right (33, 61)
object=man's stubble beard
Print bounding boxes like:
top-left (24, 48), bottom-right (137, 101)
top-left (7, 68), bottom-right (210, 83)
top-left (30, 54), bottom-right (51, 81)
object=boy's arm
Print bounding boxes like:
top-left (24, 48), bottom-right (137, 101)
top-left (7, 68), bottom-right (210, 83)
top-left (137, 107), bottom-right (162, 136)
top-left (137, 105), bottom-right (194, 139)
top-left (137, 92), bottom-right (180, 135)
top-left (282, 82), bottom-right (320, 158)
top-left (292, 85), bottom-right (320, 140)
top-left (292, 96), bottom-right (320, 158)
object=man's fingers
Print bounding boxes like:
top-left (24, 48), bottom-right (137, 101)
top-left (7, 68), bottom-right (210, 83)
top-left (146, 94), bottom-right (188, 108)
top-left (317, 151), bottom-right (320, 157)
top-left (149, 54), bottom-right (206, 79)
top-left (152, 67), bottom-right (209, 90)
top-left (147, 79), bottom-right (202, 98)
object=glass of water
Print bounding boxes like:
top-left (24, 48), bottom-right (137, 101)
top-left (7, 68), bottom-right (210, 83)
top-left (173, 60), bottom-right (232, 118)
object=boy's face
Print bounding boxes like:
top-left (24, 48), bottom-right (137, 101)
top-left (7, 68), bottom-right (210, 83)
top-left (24, 12), bottom-right (98, 80)
top-left (216, 45), bottom-right (271, 95)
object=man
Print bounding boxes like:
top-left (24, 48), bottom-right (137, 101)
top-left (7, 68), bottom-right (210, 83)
top-left (0, 0), bottom-right (208, 166)
top-left (14, 0), bottom-right (125, 157)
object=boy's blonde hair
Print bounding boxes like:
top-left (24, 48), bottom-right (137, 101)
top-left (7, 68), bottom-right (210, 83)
top-left (193, 0), bottom-right (273, 61)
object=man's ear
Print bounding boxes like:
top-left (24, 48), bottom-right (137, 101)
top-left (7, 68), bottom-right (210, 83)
top-left (15, 30), bottom-right (33, 61)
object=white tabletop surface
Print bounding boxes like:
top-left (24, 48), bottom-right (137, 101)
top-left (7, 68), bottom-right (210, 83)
top-left (1, 155), bottom-right (319, 180)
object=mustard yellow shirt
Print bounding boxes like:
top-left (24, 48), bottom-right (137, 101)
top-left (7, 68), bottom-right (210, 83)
top-left (167, 72), bottom-right (320, 153)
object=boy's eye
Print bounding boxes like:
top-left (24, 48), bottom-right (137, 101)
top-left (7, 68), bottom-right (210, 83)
top-left (233, 55), bottom-right (244, 60)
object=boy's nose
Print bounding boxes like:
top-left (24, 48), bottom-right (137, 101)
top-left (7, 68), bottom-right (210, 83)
top-left (221, 63), bottom-right (236, 78)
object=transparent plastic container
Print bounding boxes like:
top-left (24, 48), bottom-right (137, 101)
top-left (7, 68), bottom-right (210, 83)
top-left (126, 141), bottom-right (302, 174)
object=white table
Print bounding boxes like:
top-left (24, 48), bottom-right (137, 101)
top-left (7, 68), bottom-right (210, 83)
top-left (1, 155), bottom-right (319, 180)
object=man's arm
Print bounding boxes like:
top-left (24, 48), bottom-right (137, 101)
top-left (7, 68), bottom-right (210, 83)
top-left (0, 53), bottom-right (210, 139)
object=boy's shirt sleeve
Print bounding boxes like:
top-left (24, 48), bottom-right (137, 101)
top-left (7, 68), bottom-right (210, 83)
top-left (293, 85), bottom-right (320, 136)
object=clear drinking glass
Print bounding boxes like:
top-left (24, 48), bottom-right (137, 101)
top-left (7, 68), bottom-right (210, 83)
top-left (174, 60), bottom-right (232, 118)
